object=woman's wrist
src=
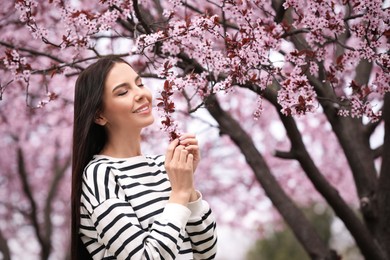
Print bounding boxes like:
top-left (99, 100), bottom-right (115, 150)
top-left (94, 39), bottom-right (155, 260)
top-left (169, 190), bottom-right (192, 205)
top-left (189, 189), bottom-right (199, 202)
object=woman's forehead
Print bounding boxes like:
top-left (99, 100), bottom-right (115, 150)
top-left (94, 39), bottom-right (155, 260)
top-left (105, 62), bottom-right (137, 89)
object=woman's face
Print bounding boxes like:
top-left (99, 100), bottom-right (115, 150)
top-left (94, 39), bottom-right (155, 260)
top-left (97, 62), bottom-right (154, 132)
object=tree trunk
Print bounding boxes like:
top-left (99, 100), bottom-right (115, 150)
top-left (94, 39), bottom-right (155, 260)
top-left (205, 94), bottom-right (337, 260)
top-left (282, 6), bottom-right (379, 225)
top-left (261, 86), bottom-right (386, 260)
top-left (17, 148), bottom-right (51, 260)
top-left (378, 92), bottom-right (390, 259)
top-left (0, 228), bottom-right (11, 260)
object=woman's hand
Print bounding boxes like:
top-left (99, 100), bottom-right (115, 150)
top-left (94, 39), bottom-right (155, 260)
top-left (165, 139), bottom-right (195, 205)
top-left (178, 133), bottom-right (201, 173)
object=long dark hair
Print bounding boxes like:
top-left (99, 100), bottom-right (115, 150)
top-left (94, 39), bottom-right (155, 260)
top-left (71, 56), bottom-right (129, 260)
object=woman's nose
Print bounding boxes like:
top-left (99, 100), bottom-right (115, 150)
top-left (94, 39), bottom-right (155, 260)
top-left (134, 86), bottom-right (145, 101)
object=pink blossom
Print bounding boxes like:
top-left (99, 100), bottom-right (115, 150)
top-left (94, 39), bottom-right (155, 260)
top-left (277, 70), bottom-right (318, 116)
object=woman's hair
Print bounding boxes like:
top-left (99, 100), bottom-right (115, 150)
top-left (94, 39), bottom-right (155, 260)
top-left (71, 56), bottom-right (129, 260)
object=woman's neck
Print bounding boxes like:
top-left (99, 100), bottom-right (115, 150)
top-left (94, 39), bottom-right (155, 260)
top-left (100, 129), bottom-right (142, 158)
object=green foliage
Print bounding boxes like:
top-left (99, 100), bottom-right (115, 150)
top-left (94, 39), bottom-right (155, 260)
top-left (246, 205), bottom-right (333, 260)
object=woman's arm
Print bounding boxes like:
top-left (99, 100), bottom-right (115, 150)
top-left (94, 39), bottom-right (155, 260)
top-left (175, 134), bottom-right (218, 259)
top-left (87, 198), bottom-right (191, 259)
top-left (186, 193), bottom-right (218, 259)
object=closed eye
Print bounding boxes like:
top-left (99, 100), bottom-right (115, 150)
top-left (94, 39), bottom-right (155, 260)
top-left (118, 90), bottom-right (128, 96)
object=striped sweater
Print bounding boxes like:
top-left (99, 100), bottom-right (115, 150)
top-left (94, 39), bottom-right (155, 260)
top-left (80, 154), bottom-right (217, 259)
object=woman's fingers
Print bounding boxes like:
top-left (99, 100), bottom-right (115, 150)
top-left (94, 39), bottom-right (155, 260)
top-left (186, 153), bottom-right (194, 167)
top-left (166, 139), bottom-right (193, 165)
top-left (179, 133), bottom-right (196, 140)
top-left (172, 144), bottom-right (184, 162)
top-left (183, 144), bottom-right (198, 152)
top-left (165, 138), bottom-right (179, 162)
top-left (179, 135), bottom-right (198, 146)
top-left (180, 148), bottom-right (188, 163)
top-left (164, 136), bottom-right (196, 206)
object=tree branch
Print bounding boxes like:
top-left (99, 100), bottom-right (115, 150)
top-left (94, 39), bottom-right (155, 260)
top-left (372, 145), bottom-right (383, 159)
top-left (274, 150), bottom-right (296, 159)
top-left (33, 53), bottom-right (130, 75)
top-left (0, 227), bottom-right (11, 260)
top-left (132, 0), bottom-right (152, 34)
top-left (17, 147), bottom-right (46, 259)
top-left (260, 84), bottom-right (386, 260)
top-left (377, 92), bottom-right (390, 259)
top-left (0, 40), bottom-right (78, 68)
top-left (0, 201), bottom-right (29, 217)
top-left (280, 28), bottom-right (310, 38)
top-left (271, 0), bottom-right (286, 23)
top-left (43, 142), bottom-right (72, 259)
top-left (365, 117), bottom-right (383, 138)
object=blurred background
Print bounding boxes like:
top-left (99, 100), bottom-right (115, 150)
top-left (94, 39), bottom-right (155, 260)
top-left (1, 0), bottom-right (389, 259)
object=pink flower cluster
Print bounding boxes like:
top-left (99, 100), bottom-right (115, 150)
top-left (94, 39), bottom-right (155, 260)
top-left (155, 62), bottom-right (181, 141)
top-left (277, 69), bottom-right (317, 116)
top-left (15, 0), bottom-right (49, 41)
top-left (338, 96), bottom-right (382, 122)
top-left (7, 0), bottom-right (390, 124)
top-left (36, 92), bottom-right (58, 108)
top-left (2, 49), bottom-right (30, 82)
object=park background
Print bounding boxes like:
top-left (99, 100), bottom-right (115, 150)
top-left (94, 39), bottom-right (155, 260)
top-left (0, 0), bottom-right (389, 259)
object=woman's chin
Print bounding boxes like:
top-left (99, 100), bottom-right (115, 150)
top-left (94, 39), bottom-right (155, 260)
top-left (143, 116), bottom-right (155, 127)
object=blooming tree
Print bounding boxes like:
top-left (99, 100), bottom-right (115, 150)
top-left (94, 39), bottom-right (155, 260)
top-left (0, 0), bottom-right (389, 259)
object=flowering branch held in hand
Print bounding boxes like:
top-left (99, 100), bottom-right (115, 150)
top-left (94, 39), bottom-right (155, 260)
top-left (157, 79), bottom-right (181, 141)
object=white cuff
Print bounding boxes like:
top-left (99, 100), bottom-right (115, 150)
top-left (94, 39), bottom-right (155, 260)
top-left (187, 191), bottom-right (206, 218)
top-left (162, 203), bottom-right (191, 228)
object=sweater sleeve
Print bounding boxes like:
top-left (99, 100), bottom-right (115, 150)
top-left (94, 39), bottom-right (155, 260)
top-left (91, 200), bottom-right (191, 259)
top-left (81, 163), bottom-right (192, 260)
top-left (155, 155), bottom-right (218, 259)
top-left (186, 191), bottom-right (218, 260)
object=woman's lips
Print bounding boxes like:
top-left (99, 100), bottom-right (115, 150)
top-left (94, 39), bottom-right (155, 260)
top-left (133, 104), bottom-right (150, 113)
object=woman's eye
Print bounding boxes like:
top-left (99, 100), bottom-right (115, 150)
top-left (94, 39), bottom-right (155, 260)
top-left (138, 84), bottom-right (144, 87)
top-left (118, 90), bottom-right (128, 96)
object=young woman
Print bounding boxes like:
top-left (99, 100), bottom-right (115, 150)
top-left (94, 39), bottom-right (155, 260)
top-left (71, 56), bottom-right (217, 259)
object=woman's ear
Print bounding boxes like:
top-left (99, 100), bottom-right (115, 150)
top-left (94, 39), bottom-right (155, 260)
top-left (94, 112), bottom-right (107, 126)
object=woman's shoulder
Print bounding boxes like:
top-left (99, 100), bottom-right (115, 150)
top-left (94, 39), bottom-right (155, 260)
top-left (91, 154), bottom-right (164, 163)
top-left (84, 154), bottom-right (165, 173)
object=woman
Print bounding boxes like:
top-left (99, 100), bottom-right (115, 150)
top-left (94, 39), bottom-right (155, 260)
top-left (71, 56), bottom-right (217, 259)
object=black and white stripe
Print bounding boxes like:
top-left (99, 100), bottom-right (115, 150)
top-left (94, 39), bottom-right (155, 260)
top-left (80, 155), bottom-right (217, 259)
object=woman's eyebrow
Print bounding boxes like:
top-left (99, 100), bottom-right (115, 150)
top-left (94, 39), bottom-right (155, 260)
top-left (112, 75), bottom-right (141, 92)
top-left (112, 82), bottom-right (129, 93)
